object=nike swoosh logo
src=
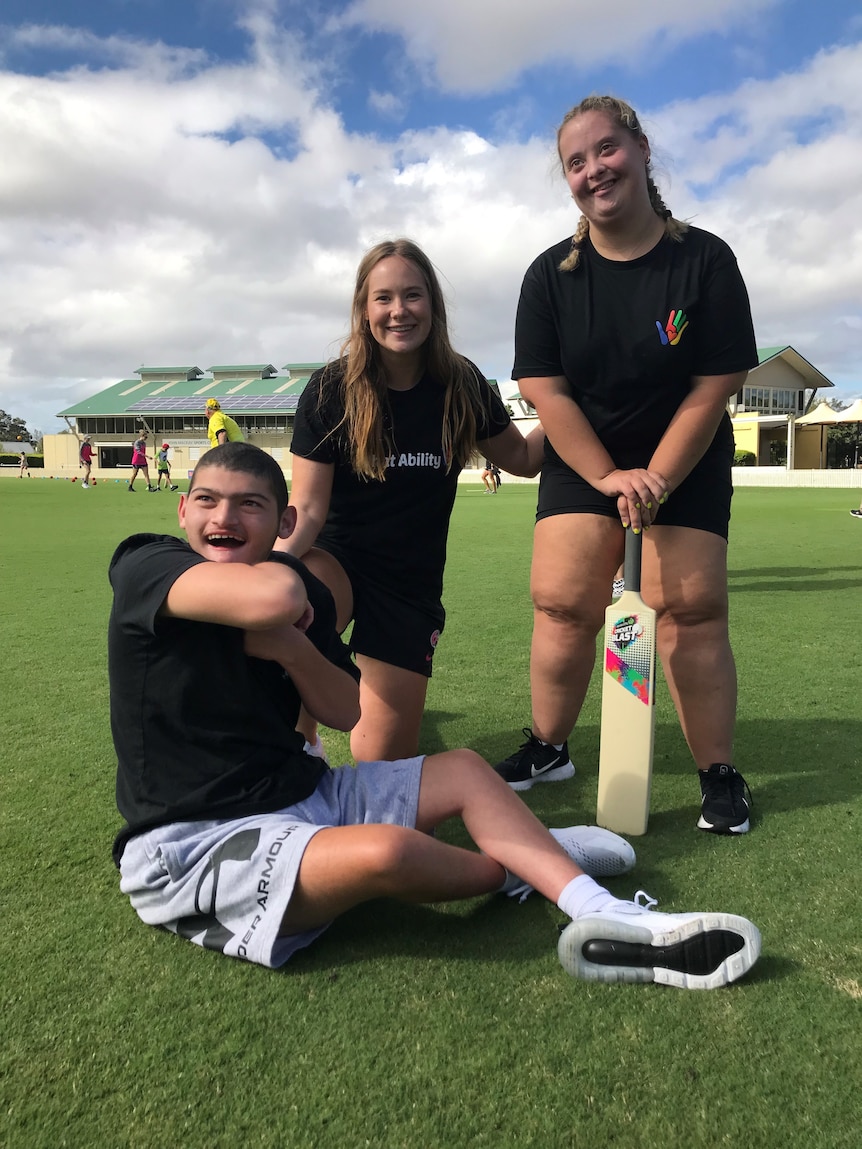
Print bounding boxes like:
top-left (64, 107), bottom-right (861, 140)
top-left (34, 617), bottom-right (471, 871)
top-left (531, 757), bottom-right (561, 777)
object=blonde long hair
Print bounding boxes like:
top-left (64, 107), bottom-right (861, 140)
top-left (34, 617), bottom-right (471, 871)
top-left (556, 95), bottom-right (688, 272)
top-left (317, 239), bottom-right (489, 481)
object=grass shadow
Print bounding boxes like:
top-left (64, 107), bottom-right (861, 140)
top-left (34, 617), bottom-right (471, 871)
top-left (284, 894), bottom-right (551, 974)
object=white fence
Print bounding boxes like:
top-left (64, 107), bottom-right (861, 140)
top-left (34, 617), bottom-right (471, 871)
top-left (730, 468), bottom-right (862, 488)
top-left (458, 467), bottom-right (862, 488)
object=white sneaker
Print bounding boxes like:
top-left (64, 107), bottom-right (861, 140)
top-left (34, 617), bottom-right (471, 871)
top-left (551, 826), bottom-right (636, 878)
top-left (302, 734), bottom-right (330, 765)
top-left (558, 891), bottom-right (761, 989)
top-left (81, 482), bottom-right (89, 488)
top-left (504, 826), bottom-right (636, 901)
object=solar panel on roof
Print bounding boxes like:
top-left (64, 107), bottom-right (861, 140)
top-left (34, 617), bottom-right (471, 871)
top-left (127, 396), bottom-right (301, 412)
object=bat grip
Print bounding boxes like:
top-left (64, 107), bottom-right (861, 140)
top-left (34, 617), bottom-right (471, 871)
top-left (623, 527), bottom-right (643, 594)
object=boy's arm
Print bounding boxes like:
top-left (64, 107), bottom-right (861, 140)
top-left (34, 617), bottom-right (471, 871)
top-left (162, 561), bottom-right (309, 630)
top-left (243, 625), bottom-right (360, 732)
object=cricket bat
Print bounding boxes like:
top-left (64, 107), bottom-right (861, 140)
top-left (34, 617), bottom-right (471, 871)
top-left (596, 528), bottom-right (656, 835)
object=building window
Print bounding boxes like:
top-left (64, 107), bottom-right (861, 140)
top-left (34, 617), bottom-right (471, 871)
top-left (741, 387), bottom-right (802, 416)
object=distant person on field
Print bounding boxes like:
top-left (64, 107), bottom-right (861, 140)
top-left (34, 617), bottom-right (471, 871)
top-left (205, 399), bottom-right (245, 448)
top-left (18, 450), bottom-right (30, 478)
top-left (157, 443), bottom-right (179, 491)
top-left (80, 437), bottom-right (95, 487)
top-left (129, 432), bottom-right (156, 493)
top-left (850, 499), bottom-right (862, 519)
top-left (107, 440), bottom-right (761, 990)
top-left (481, 459), bottom-right (497, 493)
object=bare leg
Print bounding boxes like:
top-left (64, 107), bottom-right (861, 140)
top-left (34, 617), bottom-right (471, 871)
top-left (529, 515), bottom-right (623, 744)
top-left (280, 749), bottom-right (586, 933)
top-left (644, 526), bottom-right (736, 768)
top-left (414, 749), bottom-right (586, 899)
top-left (351, 655), bottom-right (428, 761)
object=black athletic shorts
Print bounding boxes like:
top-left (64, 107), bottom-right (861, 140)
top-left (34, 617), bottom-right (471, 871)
top-left (536, 440), bottom-right (734, 540)
top-left (318, 547), bottom-right (445, 678)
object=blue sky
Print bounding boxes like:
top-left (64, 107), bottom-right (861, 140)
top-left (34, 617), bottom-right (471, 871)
top-left (1, 0), bottom-right (861, 434)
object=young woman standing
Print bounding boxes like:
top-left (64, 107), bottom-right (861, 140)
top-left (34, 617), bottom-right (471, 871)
top-left (494, 97), bottom-right (757, 835)
top-left (278, 239), bottom-right (544, 762)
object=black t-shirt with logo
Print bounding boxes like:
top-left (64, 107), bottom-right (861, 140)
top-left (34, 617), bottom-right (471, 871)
top-left (290, 366), bottom-right (510, 601)
top-left (108, 534), bottom-right (358, 864)
top-left (513, 227), bottom-right (757, 466)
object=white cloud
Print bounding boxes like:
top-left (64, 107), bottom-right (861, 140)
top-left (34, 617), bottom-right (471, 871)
top-left (338, 0), bottom-right (781, 93)
top-left (645, 42), bottom-right (862, 388)
top-left (0, 22), bottom-right (209, 73)
top-left (368, 89), bottom-right (405, 121)
top-left (1, 16), bottom-right (862, 435)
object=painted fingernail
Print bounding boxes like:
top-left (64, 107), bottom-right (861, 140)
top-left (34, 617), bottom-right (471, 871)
top-left (646, 501), bottom-right (653, 510)
top-left (622, 521), bottom-right (629, 528)
top-left (633, 526), bottom-right (641, 535)
top-left (635, 502), bottom-right (641, 510)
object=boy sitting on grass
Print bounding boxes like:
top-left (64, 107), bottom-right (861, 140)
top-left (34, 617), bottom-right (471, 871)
top-left (108, 442), bottom-right (761, 989)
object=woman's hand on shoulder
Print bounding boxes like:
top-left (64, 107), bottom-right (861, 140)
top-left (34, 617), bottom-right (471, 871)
top-left (594, 468), bottom-right (671, 530)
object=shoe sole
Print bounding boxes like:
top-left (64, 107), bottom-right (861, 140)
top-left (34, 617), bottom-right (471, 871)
top-left (508, 761), bottom-right (575, 791)
top-left (558, 913), bottom-right (761, 989)
top-left (696, 814), bottom-right (750, 834)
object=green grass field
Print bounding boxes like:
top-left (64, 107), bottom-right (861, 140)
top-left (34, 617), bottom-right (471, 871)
top-left (2, 478), bottom-right (861, 1148)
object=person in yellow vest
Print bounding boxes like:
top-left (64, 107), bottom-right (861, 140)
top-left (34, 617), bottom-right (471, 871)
top-left (205, 398), bottom-right (244, 448)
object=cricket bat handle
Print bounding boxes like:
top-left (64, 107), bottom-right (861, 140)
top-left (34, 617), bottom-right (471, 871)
top-left (623, 527), bottom-right (643, 593)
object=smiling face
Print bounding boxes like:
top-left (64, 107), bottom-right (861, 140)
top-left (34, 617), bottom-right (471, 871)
top-left (364, 256), bottom-right (433, 363)
top-left (558, 109), bottom-right (651, 229)
top-left (178, 465), bottom-right (295, 564)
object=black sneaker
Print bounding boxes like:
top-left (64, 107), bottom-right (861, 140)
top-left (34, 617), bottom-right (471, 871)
top-left (697, 764), bottom-right (751, 834)
top-left (494, 728), bottom-right (575, 791)
top-left (850, 509), bottom-right (862, 518)
top-left (170, 485), bottom-right (179, 491)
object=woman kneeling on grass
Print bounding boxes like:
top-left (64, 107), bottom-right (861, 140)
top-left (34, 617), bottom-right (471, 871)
top-left (277, 238), bottom-right (546, 763)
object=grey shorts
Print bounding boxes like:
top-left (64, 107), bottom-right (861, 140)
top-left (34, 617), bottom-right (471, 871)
top-left (119, 758), bottom-right (424, 968)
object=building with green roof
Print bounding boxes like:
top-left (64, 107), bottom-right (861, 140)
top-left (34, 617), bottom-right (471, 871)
top-left (45, 361), bottom-right (503, 480)
top-left (48, 362), bottom-right (325, 479)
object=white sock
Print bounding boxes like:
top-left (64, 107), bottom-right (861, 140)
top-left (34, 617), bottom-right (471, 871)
top-left (557, 874), bottom-right (622, 919)
top-left (538, 740), bottom-right (565, 751)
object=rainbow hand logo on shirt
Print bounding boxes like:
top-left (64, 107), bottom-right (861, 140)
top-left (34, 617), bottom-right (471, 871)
top-left (656, 308), bottom-right (689, 346)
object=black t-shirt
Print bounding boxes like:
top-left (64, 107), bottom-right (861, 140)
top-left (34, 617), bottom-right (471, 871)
top-left (514, 227), bottom-right (757, 464)
top-left (108, 534), bottom-right (359, 864)
top-left (290, 365), bottom-right (511, 599)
